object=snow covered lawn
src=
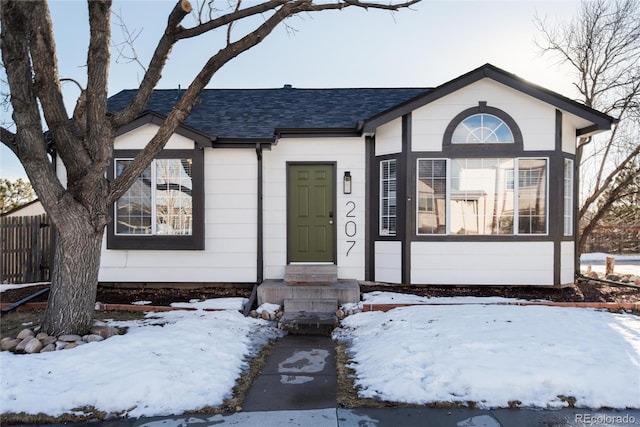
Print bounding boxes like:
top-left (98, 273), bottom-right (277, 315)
top-left (334, 303), bottom-right (640, 409)
top-left (0, 309), bottom-right (281, 418)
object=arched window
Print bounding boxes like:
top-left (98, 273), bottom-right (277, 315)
top-left (443, 103), bottom-right (523, 152)
top-left (451, 113), bottom-right (514, 144)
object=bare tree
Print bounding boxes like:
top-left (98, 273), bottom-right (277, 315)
top-left (0, 0), bottom-right (419, 335)
top-left (535, 0), bottom-right (640, 253)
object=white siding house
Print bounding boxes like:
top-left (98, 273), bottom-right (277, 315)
top-left (92, 64), bottom-right (615, 287)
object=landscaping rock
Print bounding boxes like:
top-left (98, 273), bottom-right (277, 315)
top-left (64, 342), bottom-right (78, 350)
top-left (16, 328), bottom-right (34, 340)
top-left (90, 326), bottom-right (120, 339)
top-left (35, 332), bottom-right (49, 340)
top-left (1, 338), bottom-right (21, 351)
top-left (24, 338), bottom-right (43, 354)
top-left (15, 336), bottom-right (34, 352)
top-left (41, 343), bottom-right (56, 352)
top-left (55, 341), bottom-right (68, 351)
top-left (41, 336), bottom-right (57, 346)
top-left (59, 334), bottom-right (82, 342)
top-left (86, 334), bottom-right (104, 343)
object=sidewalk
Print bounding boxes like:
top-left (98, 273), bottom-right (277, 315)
top-left (91, 407), bottom-right (640, 426)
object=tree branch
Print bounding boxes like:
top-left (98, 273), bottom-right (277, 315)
top-left (28, 0), bottom-right (92, 179)
top-left (110, 0), bottom-right (193, 128)
top-left (84, 0), bottom-right (113, 182)
top-left (0, 0), bottom-right (66, 214)
top-left (0, 126), bottom-right (17, 151)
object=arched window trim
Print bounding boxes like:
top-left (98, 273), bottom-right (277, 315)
top-left (443, 102), bottom-right (523, 153)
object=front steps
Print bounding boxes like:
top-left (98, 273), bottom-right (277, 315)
top-left (258, 265), bottom-right (359, 335)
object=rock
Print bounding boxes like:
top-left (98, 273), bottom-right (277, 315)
top-left (59, 334), bottom-right (83, 342)
top-left (90, 326), bottom-right (120, 339)
top-left (261, 310), bottom-right (270, 320)
top-left (1, 338), bottom-right (21, 351)
top-left (249, 310), bottom-right (258, 318)
top-left (91, 319), bottom-right (108, 327)
top-left (85, 334), bottom-right (104, 343)
top-left (336, 309), bottom-right (346, 320)
top-left (606, 274), bottom-right (621, 282)
top-left (16, 329), bottom-right (35, 340)
top-left (634, 276), bottom-right (640, 286)
top-left (587, 271), bottom-right (599, 279)
top-left (55, 341), bottom-right (68, 351)
top-left (35, 332), bottom-right (49, 340)
top-left (63, 342), bottom-right (78, 350)
top-left (41, 343), bottom-right (56, 352)
top-left (75, 340), bottom-right (86, 346)
top-left (25, 338), bottom-right (43, 354)
top-left (15, 336), bottom-right (35, 352)
top-left (41, 336), bottom-right (57, 346)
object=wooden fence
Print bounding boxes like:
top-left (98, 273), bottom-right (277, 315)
top-left (0, 214), bottom-right (54, 284)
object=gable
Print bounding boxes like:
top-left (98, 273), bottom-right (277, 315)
top-left (363, 63), bottom-right (616, 136)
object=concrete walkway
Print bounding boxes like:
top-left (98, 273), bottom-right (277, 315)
top-left (242, 334), bottom-right (336, 411)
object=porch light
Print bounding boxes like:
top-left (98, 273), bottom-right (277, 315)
top-left (343, 171), bottom-right (352, 194)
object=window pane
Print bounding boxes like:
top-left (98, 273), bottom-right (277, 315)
top-left (450, 158), bottom-right (514, 235)
top-left (155, 159), bottom-right (193, 236)
top-left (115, 160), bottom-right (152, 235)
top-left (564, 159), bottom-right (574, 236)
top-left (451, 114), bottom-right (514, 144)
top-left (380, 160), bottom-right (397, 236)
top-left (417, 159), bottom-right (446, 234)
top-left (518, 159), bottom-right (547, 234)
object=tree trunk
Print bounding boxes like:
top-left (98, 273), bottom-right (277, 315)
top-left (41, 216), bottom-right (104, 336)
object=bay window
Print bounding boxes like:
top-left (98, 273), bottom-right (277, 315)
top-left (417, 158), bottom-right (548, 236)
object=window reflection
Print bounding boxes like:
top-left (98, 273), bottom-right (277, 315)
top-left (450, 158), bottom-right (514, 235)
top-left (452, 114), bottom-right (514, 144)
top-left (115, 159), bottom-right (193, 236)
top-left (417, 159), bottom-right (447, 234)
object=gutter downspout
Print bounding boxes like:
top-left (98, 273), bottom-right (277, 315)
top-left (256, 143), bottom-right (264, 285)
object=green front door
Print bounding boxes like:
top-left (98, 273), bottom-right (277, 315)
top-left (287, 164), bottom-right (335, 263)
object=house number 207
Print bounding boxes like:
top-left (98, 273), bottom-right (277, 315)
top-left (345, 201), bottom-right (356, 256)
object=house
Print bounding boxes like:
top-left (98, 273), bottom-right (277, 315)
top-left (1, 199), bottom-right (45, 218)
top-left (87, 64), bottom-right (616, 288)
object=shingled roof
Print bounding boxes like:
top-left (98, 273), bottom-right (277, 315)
top-left (107, 87), bottom-right (429, 140)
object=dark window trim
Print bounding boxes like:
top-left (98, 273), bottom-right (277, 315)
top-left (443, 102), bottom-right (524, 154)
top-left (410, 151), bottom-right (555, 242)
top-left (107, 148), bottom-right (205, 251)
top-left (374, 153), bottom-right (402, 241)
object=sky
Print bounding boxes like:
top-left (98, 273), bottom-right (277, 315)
top-left (0, 0), bottom-right (584, 181)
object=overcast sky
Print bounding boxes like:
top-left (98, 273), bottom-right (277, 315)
top-left (1, 0), bottom-right (583, 181)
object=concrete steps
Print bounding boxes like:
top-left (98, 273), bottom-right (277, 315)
top-left (259, 265), bottom-right (359, 335)
top-left (278, 312), bottom-right (339, 335)
top-left (284, 298), bottom-right (338, 312)
top-left (284, 265), bottom-right (337, 284)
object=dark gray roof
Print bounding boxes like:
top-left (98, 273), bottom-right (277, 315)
top-left (107, 87), bottom-right (429, 139)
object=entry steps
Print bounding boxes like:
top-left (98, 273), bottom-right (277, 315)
top-left (284, 264), bottom-right (338, 284)
top-left (259, 265), bottom-right (359, 335)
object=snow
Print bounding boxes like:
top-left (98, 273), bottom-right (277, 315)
top-left (361, 291), bottom-right (542, 305)
top-left (580, 253), bottom-right (640, 275)
top-left (0, 309), bottom-right (282, 418)
top-left (170, 297), bottom-right (248, 311)
top-left (333, 304), bottom-right (640, 409)
top-left (256, 303), bottom-right (281, 315)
